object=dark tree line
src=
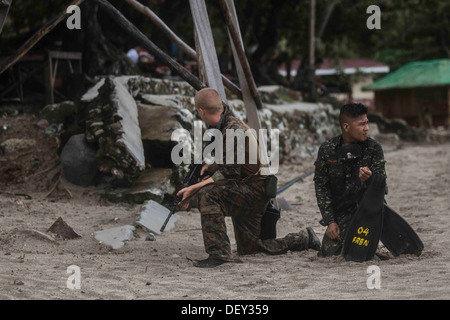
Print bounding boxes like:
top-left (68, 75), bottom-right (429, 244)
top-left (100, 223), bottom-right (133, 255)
top-left (1, 0), bottom-right (448, 96)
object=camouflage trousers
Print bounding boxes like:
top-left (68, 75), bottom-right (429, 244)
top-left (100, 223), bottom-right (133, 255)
top-left (197, 181), bottom-right (309, 260)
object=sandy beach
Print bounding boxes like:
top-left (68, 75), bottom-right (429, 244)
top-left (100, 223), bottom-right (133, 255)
top-left (1, 114), bottom-right (449, 301)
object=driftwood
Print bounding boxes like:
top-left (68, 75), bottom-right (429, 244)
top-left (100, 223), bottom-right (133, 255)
top-left (222, 0), bottom-right (261, 131)
top-left (95, 0), bottom-right (239, 117)
top-left (0, 190), bottom-right (32, 199)
top-left (0, 0), bottom-right (12, 35)
top-left (189, 0), bottom-right (227, 102)
top-left (95, 0), bottom-right (205, 92)
top-left (45, 174), bottom-right (72, 198)
top-left (219, 0), bottom-right (263, 110)
top-left (124, 0), bottom-right (242, 99)
top-left (0, 0), bottom-right (85, 76)
top-left (193, 29), bottom-right (205, 84)
top-left (219, 0), bottom-right (276, 175)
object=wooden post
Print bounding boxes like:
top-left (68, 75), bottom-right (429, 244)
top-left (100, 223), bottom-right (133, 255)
top-left (95, 0), bottom-right (237, 116)
top-left (223, 0), bottom-right (261, 131)
top-left (309, 0), bottom-right (315, 68)
top-left (124, 0), bottom-right (242, 99)
top-left (194, 29), bottom-right (206, 84)
top-left (0, 0), bottom-right (85, 76)
top-left (0, 0), bottom-right (12, 35)
top-left (308, 0), bottom-right (317, 101)
top-left (317, 0), bottom-right (339, 39)
top-left (219, 0), bottom-right (263, 110)
top-left (220, 0), bottom-right (274, 175)
top-left (189, 0), bottom-right (227, 103)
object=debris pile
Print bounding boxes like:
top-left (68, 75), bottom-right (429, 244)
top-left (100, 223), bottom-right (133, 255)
top-left (83, 77), bottom-right (145, 187)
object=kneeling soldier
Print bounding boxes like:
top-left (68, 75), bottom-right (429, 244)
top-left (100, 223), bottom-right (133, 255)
top-left (177, 88), bottom-right (321, 268)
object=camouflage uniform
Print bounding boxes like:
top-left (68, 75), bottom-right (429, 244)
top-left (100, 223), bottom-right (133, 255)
top-left (313, 135), bottom-right (386, 257)
top-left (198, 109), bottom-right (308, 260)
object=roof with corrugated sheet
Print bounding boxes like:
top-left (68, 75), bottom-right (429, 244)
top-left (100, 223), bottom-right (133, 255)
top-left (363, 59), bottom-right (450, 91)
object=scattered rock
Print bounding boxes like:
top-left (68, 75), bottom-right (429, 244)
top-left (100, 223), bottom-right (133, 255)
top-left (373, 133), bottom-right (400, 144)
top-left (47, 217), bottom-right (82, 240)
top-left (40, 101), bottom-right (78, 125)
top-left (35, 119), bottom-right (49, 129)
top-left (145, 233), bottom-right (156, 241)
top-left (60, 134), bottom-right (98, 187)
top-left (0, 138), bottom-right (36, 153)
top-left (94, 225), bottom-right (135, 249)
top-left (427, 126), bottom-right (450, 143)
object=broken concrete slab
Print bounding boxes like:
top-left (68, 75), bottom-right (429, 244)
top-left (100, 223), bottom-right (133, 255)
top-left (110, 77), bottom-right (146, 171)
top-left (94, 225), bottom-right (135, 249)
top-left (126, 76), bottom-right (198, 97)
top-left (99, 168), bottom-right (175, 204)
top-left (40, 101), bottom-right (78, 125)
top-left (264, 101), bottom-right (331, 114)
top-left (138, 103), bottom-right (185, 142)
top-left (83, 77), bottom-right (145, 187)
top-left (135, 200), bottom-right (179, 235)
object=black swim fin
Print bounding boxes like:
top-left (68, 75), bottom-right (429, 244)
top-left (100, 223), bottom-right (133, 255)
top-left (380, 204), bottom-right (424, 257)
top-left (260, 200), bottom-right (280, 240)
top-left (343, 173), bottom-right (386, 262)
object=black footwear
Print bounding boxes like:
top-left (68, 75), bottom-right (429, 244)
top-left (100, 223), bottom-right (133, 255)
top-left (307, 227), bottom-right (321, 251)
top-left (193, 257), bottom-right (232, 268)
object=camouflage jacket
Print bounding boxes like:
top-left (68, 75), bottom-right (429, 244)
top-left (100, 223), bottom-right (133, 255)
top-left (208, 109), bottom-right (261, 181)
top-left (313, 135), bottom-right (386, 226)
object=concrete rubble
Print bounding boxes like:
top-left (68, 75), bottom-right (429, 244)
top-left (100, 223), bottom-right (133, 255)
top-left (47, 217), bottom-right (82, 240)
top-left (36, 75), bottom-right (419, 249)
top-left (42, 76), bottom-right (344, 198)
top-left (94, 225), bottom-right (135, 250)
top-left (60, 134), bottom-right (98, 187)
top-left (135, 200), bottom-right (179, 235)
top-left (82, 76), bottom-right (145, 187)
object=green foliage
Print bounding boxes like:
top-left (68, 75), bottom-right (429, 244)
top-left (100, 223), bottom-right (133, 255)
top-left (2, 0), bottom-right (447, 80)
top-left (2, 0), bottom-right (68, 39)
top-left (321, 0), bottom-right (450, 69)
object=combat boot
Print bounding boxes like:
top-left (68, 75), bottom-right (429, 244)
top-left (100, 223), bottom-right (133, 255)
top-left (286, 231), bottom-right (308, 251)
top-left (306, 227), bottom-right (321, 251)
top-left (193, 255), bottom-right (233, 268)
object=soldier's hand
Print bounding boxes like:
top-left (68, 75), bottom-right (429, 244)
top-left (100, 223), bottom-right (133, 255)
top-left (177, 186), bottom-right (195, 211)
top-left (200, 164), bottom-right (211, 180)
top-left (326, 222), bottom-right (342, 242)
top-left (359, 167), bottom-right (372, 182)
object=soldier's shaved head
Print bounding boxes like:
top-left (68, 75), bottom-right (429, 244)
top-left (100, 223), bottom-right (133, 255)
top-left (194, 88), bottom-right (224, 115)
